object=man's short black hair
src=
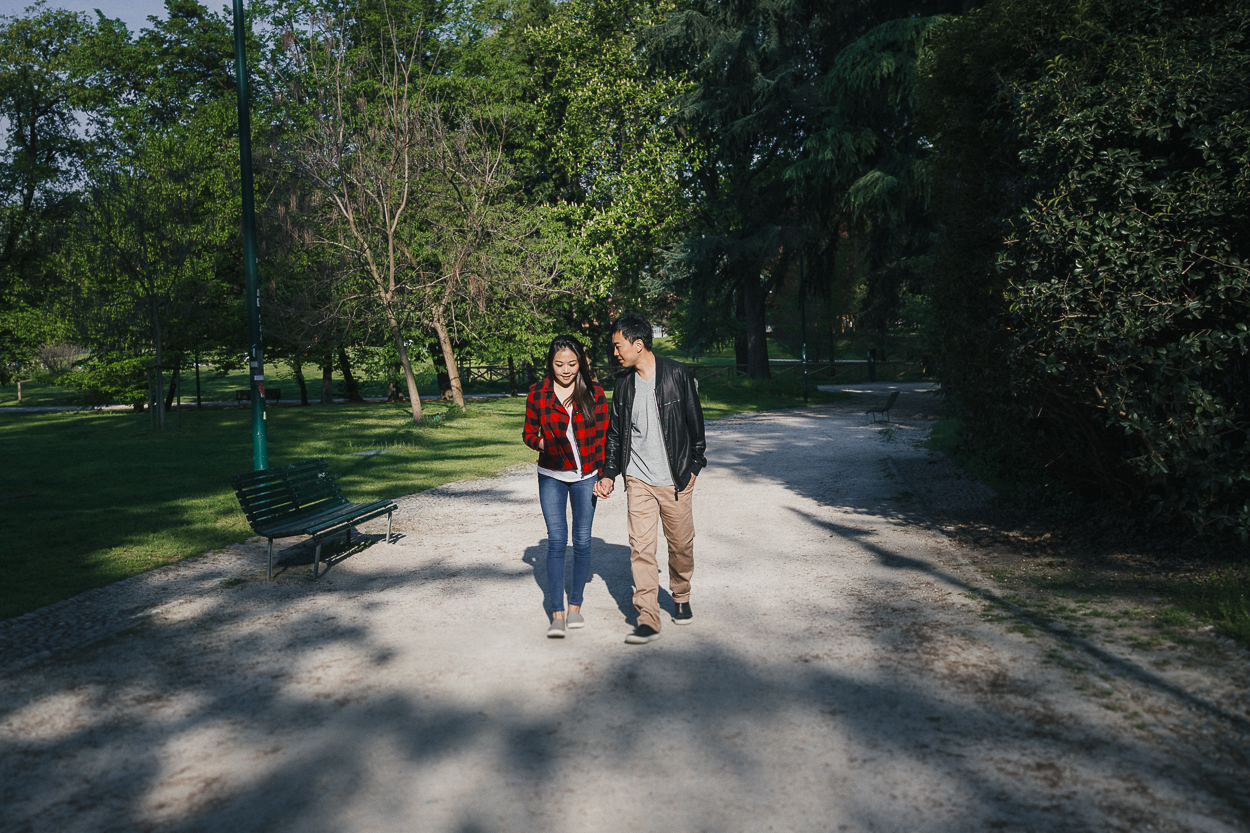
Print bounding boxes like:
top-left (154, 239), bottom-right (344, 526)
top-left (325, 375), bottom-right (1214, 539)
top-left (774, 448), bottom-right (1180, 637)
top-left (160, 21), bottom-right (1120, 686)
top-left (612, 313), bottom-right (653, 351)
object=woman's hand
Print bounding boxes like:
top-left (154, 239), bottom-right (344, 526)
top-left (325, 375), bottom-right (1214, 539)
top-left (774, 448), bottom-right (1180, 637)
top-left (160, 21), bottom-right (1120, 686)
top-left (537, 437), bottom-right (546, 451)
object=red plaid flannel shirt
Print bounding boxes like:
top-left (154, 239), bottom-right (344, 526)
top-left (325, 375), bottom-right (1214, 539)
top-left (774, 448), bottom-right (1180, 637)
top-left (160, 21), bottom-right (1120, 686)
top-left (523, 378), bottom-right (609, 475)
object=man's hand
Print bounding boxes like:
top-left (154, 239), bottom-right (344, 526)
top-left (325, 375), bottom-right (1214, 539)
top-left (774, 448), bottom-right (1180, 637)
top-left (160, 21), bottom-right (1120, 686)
top-left (594, 477), bottom-right (614, 498)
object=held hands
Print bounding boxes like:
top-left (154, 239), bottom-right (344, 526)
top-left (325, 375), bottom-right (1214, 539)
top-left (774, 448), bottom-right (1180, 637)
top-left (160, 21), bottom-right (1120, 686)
top-left (592, 474), bottom-right (691, 498)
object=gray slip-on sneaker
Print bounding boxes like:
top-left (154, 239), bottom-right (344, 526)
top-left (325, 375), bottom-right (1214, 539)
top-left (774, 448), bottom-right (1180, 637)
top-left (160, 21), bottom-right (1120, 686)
top-left (566, 610), bottom-right (585, 629)
top-left (547, 617), bottom-right (567, 638)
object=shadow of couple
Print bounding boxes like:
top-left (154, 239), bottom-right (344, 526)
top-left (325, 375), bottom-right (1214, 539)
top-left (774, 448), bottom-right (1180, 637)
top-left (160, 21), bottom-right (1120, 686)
top-left (521, 537), bottom-right (677, 627)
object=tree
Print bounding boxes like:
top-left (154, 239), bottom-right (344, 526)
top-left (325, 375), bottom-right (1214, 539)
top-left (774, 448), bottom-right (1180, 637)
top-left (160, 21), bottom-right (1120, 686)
top-left (277, 10), bottom-right (439, 422)
top-left (787, 15), bottom-right (945, 332)
top-left (0, 4), bottom-right (92, 382)
top-left (920, 0), bottom-right (1250, 537)
top-left (411, 104), bottom-right (565, 408)
top-left (649, 0), bottom-right (965, 376)
top-left (66, 120), bottom-right (233, 426)
top-left (276, 1), bottom-right (571, 415)
top-left (520, 0), bottom-right (693, 314)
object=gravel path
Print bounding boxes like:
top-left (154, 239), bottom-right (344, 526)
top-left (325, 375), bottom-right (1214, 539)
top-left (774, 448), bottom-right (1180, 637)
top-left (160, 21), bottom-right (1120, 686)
top-left (1, 397), bottom-right (1247, 832)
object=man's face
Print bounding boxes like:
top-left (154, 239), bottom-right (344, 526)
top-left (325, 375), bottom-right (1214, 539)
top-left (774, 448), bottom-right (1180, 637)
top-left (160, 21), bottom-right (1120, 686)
top-left (611, 332), bottom-right (643, 368)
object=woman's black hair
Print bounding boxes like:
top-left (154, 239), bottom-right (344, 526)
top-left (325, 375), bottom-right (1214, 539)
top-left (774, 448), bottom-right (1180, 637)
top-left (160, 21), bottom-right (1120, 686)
top-left (545, 335), bottom-right (597, 419)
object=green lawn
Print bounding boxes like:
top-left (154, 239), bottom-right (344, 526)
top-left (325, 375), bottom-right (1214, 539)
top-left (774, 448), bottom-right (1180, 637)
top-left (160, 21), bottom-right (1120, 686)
top-left (652, 334), bottom-right (930, 385)
top-left (694, 375), bottom-right (849, 419)
top-left (653, 331), bottom-right (925, 363)
top-left (2, 332), bottom-right (925, 408)
top-left (0, 376), bottom-right (847, 619)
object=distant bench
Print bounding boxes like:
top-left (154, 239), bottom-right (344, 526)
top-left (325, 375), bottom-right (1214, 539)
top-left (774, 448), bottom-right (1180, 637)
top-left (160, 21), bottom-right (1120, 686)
top-left (866, 390), bottom-right (899, 423)
top-left (229, 458), bottom-right (397, 579)
top-left (235, 388), bottom-right (282, 405)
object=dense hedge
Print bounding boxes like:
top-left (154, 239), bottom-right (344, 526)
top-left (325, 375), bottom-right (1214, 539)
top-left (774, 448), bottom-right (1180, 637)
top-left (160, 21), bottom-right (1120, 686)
top-left (921, 0), bottom-right (1250, 538)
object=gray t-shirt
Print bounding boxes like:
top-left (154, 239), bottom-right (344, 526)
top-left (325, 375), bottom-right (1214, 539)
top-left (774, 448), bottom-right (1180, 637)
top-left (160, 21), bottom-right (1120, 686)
top-left (625, 370), bottom-right (673, 487)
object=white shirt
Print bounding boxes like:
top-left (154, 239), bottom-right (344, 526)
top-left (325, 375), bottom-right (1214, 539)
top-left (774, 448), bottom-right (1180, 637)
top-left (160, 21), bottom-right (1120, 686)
top-left (537, 396), bottom-right (598, 483)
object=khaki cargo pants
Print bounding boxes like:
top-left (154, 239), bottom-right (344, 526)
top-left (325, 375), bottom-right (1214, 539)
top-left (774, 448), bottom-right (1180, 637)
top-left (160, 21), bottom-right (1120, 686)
top-left (625, 475), bottom-right (696, 631)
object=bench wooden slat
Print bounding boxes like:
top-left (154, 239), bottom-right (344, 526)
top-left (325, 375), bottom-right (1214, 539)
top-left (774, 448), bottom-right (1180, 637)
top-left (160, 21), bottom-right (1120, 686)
top-left (257, 499), bottom-right (387, 534)
top-left (233, 473), bottom-right (338, 498)
top-left (246, 490), bottom-right (344, 512)
top-left (238, 486), bottom-right (342, 510)
top-left (242, 493), bottom-right (353, 527)
top-left (259, 502), bottom-right (395, 539)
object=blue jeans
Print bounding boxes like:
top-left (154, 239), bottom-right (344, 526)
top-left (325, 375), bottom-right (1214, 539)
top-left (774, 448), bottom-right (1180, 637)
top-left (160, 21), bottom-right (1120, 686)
top-left (538, 474), bottom-right (597, 612)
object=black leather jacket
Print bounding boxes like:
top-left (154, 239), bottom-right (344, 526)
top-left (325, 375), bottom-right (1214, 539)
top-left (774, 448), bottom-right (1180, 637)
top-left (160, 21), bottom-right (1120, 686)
top-left (602, 356), bottom-right (706, 497)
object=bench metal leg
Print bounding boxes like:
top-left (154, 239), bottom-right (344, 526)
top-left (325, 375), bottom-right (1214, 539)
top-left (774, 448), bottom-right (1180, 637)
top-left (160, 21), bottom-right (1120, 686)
top-left (386, 511), bottom-right (393, 544)
top-left (267, 538), bottom-right (274, 581)
top-left (314, 539), bottom-right (322, 579)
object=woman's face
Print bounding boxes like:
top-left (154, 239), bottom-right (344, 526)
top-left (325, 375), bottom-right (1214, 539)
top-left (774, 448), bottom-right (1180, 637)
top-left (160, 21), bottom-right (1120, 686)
top-left (552, 348), bottom-right (579, 387)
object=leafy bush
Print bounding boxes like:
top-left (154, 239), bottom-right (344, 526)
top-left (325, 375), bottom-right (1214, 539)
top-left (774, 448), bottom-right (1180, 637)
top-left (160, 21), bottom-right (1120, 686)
top-left (922, 0), bottom-right (1250, 538)
top-left (64, 354), bottom-right (149, 408)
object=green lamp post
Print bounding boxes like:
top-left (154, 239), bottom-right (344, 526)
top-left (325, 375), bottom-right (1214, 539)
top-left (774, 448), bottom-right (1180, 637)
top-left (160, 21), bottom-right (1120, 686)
top-left (232, 0), bottom-right (268, 470)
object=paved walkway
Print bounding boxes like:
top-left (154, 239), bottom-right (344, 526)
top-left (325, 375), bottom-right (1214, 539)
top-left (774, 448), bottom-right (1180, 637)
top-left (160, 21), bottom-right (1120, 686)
top-left (1, 399), bottom-right (1247, 832)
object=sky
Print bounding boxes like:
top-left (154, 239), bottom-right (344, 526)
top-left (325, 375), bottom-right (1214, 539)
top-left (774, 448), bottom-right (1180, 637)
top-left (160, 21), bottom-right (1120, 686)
top-left (0, 0), bottom-right (172, 32)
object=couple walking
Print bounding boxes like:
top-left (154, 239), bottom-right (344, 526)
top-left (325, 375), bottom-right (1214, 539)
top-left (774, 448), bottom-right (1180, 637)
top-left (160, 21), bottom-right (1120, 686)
top-left (522, 314), bottom-right (707, 644)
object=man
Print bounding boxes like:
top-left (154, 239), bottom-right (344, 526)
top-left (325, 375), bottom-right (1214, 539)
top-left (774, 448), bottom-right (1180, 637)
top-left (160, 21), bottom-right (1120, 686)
top-left (595, 313), bottom-right (706, 644)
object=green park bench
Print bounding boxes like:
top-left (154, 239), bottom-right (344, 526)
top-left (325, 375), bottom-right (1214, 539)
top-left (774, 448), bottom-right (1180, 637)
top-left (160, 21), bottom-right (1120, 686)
top-left (866, 390), bottom-right (899, 423)
top-left (229, 458), bottom-right (397, 580)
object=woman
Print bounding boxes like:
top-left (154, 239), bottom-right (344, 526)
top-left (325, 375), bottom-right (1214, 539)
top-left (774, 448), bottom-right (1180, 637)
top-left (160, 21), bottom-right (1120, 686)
top-left (523, 335), bottom-right (610, 638)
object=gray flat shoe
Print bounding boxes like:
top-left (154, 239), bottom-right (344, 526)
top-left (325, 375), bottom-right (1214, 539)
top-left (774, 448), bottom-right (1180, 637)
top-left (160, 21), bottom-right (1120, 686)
top-left (547, 617), bottom-right (567, 638)
top-left (566, 610), bottom-right (585, 629)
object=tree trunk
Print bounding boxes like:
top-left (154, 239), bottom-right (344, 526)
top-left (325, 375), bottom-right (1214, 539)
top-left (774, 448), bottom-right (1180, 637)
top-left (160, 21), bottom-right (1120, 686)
top-left (508, 355), bottom-right (518, 396)
top-left (431, 307), bottom-right (465, 410)
top-left (292, 355), bottom-right (310, 405)
top-left (337, 346), bottom-right (365, 401)
top-left (829, 321), bottom-right (836, 375)
top-left (740, 264), bottom-right (770, 379)
top-left (734, 285), bottom-right (748, 377)
top-left (321, 360), bottom-right (334, 404)
top-left (384, 312), bottom-right (424, 422)
top-left (164, 360), bottom-right (179, 412)
top-left (429, 343), bottom-right (451, 398)
top-left (153, 306), bottom-right (167, 430)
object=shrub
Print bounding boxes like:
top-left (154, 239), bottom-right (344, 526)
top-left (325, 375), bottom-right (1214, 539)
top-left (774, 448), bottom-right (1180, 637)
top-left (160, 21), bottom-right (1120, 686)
top-left (64, 354), bottom-right (149, 408)
top-left (922, 0), bottom-right (1250, 538)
